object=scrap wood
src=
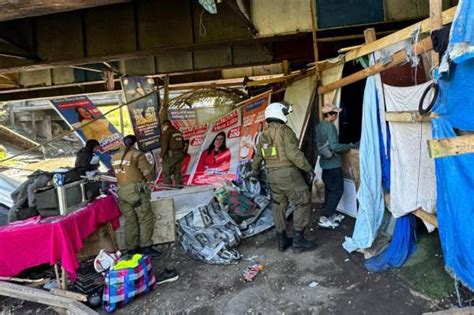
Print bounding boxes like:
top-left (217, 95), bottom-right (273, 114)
top-left (317, 6), bottom-right (457, 72)
top-left (319, 36), bottom-right (433, 94)
top-left (428, 134), bottom-right (474, 158)
top-left (423, 307), bottom-right (474, 315)
top-left (50, 289), bottom-right (88, 302)
top-left (0, 281), bottom-right (97, 315)
top-left (385, 111), bottom-right (438, 123)
top-left (413, 208), bottom-right (438, 228)
top-left (0, 276), bottom-right (45, 284)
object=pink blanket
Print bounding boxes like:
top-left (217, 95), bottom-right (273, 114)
top-left (0, 195), bottom-right (121, 280)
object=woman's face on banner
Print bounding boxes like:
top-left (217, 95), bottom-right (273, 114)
top-left (78, 107), bottom-right (92, 120)
top-left (214, 134), bottom-right (224, 151)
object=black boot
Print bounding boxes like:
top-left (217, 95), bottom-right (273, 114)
top-left (277, 231), bottom-right (292, 252)
top-left (141, 246), bottom-right (162, 257)
top-left (292, 230), bottom-right (316, 253)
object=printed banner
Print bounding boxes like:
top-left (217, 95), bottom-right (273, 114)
top-left (154, 122), bottom-right (209, 189)
top-left (121, 76), bottom-right (161, 152)
top-left (51, 96), bottom-right (123, 168)
top-left (190, 110), bottom-right (242, 185)
top-left (168, 108), bottom-right (197, 129)
top-left (238, 92), bottom-right (271, 162)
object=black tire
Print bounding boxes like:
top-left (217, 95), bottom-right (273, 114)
top-left (419, 82), bottom-right (439, 115)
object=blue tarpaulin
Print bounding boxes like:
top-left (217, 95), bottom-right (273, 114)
top-left (343, 76), bottom-right (385, 252)
top-left (433, 1), bottom-right (474, 289)
top-left (365, 214), bottom-right (417, 272)
top-left (448, 0), bottom-right (474, 63)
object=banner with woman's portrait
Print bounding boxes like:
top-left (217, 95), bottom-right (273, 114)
top-left (121, 76), bottom-right (161, 152)
top-left (51, 96), bottom-right (123, 167)
top-left (238, 91), bottom-right (271, 162)
top-left (190, 110), bottom-right (242, 185)
top-left (237, 91), bottom-right (271, 180)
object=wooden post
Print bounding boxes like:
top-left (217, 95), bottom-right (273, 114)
top-left (31, 111), bottom-right (36, 141)
top-left (9, 107), bottom-right (15, 128)
top-left (309, 0), bottom-right (320, 68)
top-left (41, 114), bottom-right (52, 140)
top-left (430, 0), bottom-right (443, 68)
top-left (160, 75), bottom-right (170, 123)
top-left (54, 264), bottom-right (61, 289)
top-left (118, 96), bottom-right (124, 135)
top-left (364, 28), bottom-right (377, 44)
top-left (106, 222), bottom-right (119, 251)
top-left (61, 267), bottom-right (67, 290)
top-left (309, 0), bottom-right (322, 120)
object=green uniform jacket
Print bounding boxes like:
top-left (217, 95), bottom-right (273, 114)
top-left (315, 120), bottom-right (352, 169)
top-left (252, 122), bottom-right (312, 175)
top-left (160, 126), bottom-right (184, 159)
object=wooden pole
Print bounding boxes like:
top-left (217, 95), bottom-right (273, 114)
top-left (364, 28), bottom-right (377, 44)
top-left (430, 0), bottom-right (443, 69)
top-left (319, 36), bottom-right (433, 94)
top-left (160, 75), bottom-right (170, 123)
top-left (309, 0), bottom-right (320, 68)
top-left (118, 96), bottom-right (124, 135)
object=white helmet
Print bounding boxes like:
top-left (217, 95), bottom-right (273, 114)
top-left (264, 102), bottom-right (293, 123)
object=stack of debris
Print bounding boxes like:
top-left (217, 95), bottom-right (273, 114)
top-left (177, 177), bottom-right (294, 265)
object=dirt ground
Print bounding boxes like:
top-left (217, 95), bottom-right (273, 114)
top-left (0, 210), bottom-right (457, 314)
top-left (118, 213), bottom-right (442, 315)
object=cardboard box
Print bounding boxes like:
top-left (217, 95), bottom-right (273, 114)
top-left (342, 149), bottom-right (360, 190)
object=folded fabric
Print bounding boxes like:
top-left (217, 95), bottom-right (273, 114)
top-left (113, 254), bottom-right (143, 271)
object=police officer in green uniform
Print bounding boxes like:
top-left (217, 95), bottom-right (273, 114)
top-left (252, 102), bottom-right (316, 253)
top-left (160, 120), bottom-right (185, 187)
top-left (112, 135), bottom-right (159, 256)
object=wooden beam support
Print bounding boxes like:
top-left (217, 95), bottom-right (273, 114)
top-left (385, 111), bottom-right (438, 123)
top-left (338, 44), bottom-right (363, 54)
top-left (319, 36), bottom-right (433, 95)
top-left (413, 209), bottom-right (438, 228)
top-left (343, 6), bottom-right (456, 65)
top-left (428, 134), bottom-right (474, 159)
top-left (0, 281), bottom-right (97, 315)
top-left (430, 0), bottom-right (443, 68)
top-left (309, 0), bottom-right (320, 77)
top-left (246, 69), bottom-right (315, 87)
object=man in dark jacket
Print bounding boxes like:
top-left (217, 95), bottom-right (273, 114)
top-left (75, 139), bottom-right (100, 176)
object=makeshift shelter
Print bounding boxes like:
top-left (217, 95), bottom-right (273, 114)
top-left (310, 0), bottom-right (474, 295)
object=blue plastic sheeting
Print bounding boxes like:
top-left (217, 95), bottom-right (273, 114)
top-left (449, 0), bottom-right (474, 63)
top-left (377, 105), bottom-right (391, 192)
top-left (343, 76), bottom-right (385, 253)
top-left (432, 57), bottom-right (474, 290)
top-left (365, 214), bottom-right (417, 272)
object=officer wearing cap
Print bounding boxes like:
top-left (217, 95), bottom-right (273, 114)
top-left (160, 120), bottom-right (185, 187)
top-left (111, 135), bottom-right (159, 256)
top-left (316, 103), bottom-right (354, 229)
top-left (252, 102), bottom-right (316, 253)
